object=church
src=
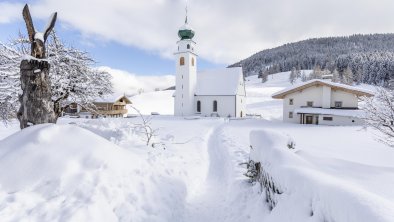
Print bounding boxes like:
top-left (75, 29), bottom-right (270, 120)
top-left (173, 16), bottom-right (246, 118)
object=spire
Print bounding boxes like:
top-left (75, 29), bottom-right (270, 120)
top-left (178, 0), bottom-right (195, 40)
top-left (185, 5), bottom-right (188, 24)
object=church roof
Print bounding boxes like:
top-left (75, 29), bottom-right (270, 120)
top-left (195, 67), bottom-right (244, 96)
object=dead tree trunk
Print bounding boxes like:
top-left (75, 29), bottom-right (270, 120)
top-left (17, 59), bottom-right (58, 129)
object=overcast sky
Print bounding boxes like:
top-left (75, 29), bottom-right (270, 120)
top-left (1, 0), bottom-right (394, 75)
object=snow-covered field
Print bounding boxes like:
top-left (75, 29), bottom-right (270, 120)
top-left (0, 72), bottom-right (393, 222)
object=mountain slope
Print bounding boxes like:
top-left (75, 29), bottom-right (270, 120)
top-left (230, 34), bottom-right (394, 85)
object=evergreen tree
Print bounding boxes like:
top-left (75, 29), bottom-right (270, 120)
top-left (301, 71), bottom-right (308, 82)
top-left (342, 67), bottom-right (354, 85)
top-left (261, 70), bottom-right (269, 83)
top-left (289, 67), bottom-right (297, 84)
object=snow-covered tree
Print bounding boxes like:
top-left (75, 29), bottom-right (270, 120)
top-left (301, 71), bottom-right (308, 82)
top-left (260, 69), bottom-right (268, 83)
top-left (0, 31), bottom-right (113, 122)
top-left (342, 67), bottom-right (353, 85)
top-left (362, 87), bottom-right (394, 148)
top-left (0, 43), bottom-right (20, 123)
top-left (45, 31), bottom-right (113, 112)
top-left (332, 69), bottom-right (340, 82)
top-left (309, 65), bottom-right (323, 80)
top-left (289, 67), bottom-right (297, 84)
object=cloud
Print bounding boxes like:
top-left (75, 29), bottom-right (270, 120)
top-left (99, 66), bottom-right (174, 96)
top-left (0, 2), bottom-right (24, 24)
top-left (2, 0), bottom-right (394, 64)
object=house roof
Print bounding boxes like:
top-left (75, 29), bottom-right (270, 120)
top-left (272, 79), bottom-right (374, 99)
top-left (195, 67), bottom-right (244, 96)
top-left (94, 95), bottom-right (132, 104)
top-left (294, 107), bottom-right (364, 118)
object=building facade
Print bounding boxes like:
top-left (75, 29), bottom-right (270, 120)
top-left (173, 16), bottom-right (246, 117)
top-left (272, 80), bottom-right (374, 125)
top-left (64, 95), bottom-right (131, 118)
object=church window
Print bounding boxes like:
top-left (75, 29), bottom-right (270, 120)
top-left (213, 100), bottom-right (218, 112)
top-left (180, 57), bottom-right (185, 66)
top-left (197, 101), bottom-right (201, 113)
top-left (191, 57), bottom-right (195, 66)
top-left (187, 44), bottom-right (190, 49)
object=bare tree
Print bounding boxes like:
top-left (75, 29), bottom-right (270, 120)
top-left (361, 87), bottom-right (394, 147)
top-left (128, 106), bottom-right (165, 148)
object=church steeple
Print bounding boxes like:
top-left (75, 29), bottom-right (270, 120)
top-left (174, 4), bottom-right (197, 116)
top-left (178, 5), bottom-right (195, 40)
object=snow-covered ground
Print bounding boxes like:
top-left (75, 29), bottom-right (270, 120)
top-left (0, 71), bottom-right (393, 222)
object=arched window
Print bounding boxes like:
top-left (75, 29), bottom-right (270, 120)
top-left (197, 101), bottom-right (201, 113)
top-left (187, 44), bottom-right (190, 49)
top-left (180, 57), bottom-right (185, 66)
top-left (191, 57), bottom-right (195, 66)
top-left (213, 100), bottom-right (218, 112)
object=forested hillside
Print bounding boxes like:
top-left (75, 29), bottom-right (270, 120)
top-left (230, 34), bottom-right (394, 85)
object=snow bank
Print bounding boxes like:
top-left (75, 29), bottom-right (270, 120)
top-left (0, 124), bottom-right (188, 221)
top-left (249, 130), bottom-right (394, 222)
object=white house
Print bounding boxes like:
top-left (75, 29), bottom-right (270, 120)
top-left (173, 16), bottom-right (246, 118)
top-left (272, 79), bottom-right (374, 125)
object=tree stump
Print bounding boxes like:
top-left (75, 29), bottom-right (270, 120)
top-left (17, 59), bottom-right (57, 129)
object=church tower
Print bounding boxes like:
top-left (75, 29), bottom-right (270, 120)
top-left (174, 11), bottom-right (197, 116)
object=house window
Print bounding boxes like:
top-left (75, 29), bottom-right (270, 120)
top-left (323, 116), bottom-right (333, 121)
top-left (187, 44), bottom-right (190, 49)
top-left (289, 112), bottom-right (293, 118)
top-left (213, 100), bottom-right (218, 112)
top-left (197, 100), bottom-right (201, 113)
top-left (180, 57), bottom-right (185, 66)
top-left (289, 98), bottom-right (294, 105)
top-left (307, 101), bottom-right (313, 107)
top-left (191, 57), bottom-right (195, 66)
top-left (335, 101), bottom-right (342, 108)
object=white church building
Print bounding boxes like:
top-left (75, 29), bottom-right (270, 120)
top-left (173, 17), bottom-right (246, 118)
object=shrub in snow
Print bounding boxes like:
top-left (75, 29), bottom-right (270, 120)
top-left (128, 105), bottom-right (165, 148)
top-left (287, 138), bottom-right (296, 149)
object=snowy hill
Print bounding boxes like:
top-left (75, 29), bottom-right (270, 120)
top-left (244, 71), bottom-right (312, 120)
top-left (0, 71), bottom-right (393, 221)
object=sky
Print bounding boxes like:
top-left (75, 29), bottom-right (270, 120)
top-left (1, 0), bottom-right (394, 77)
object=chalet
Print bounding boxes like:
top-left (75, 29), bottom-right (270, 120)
top-left (272, 79), bottom-right (374, 125)
top-left (64, 95), bottom-right (132, 118)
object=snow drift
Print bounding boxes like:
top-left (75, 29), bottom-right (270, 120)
top-left (0, 124), bottom-right (188, 221)
top-left (249, 130), bottom-right (394, 222)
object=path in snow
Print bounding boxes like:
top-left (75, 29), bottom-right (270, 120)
top-left (185, 122), bottom-right (267, 222)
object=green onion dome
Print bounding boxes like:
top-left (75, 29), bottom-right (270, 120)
top-left (178, 23), bottom-right (195, 40)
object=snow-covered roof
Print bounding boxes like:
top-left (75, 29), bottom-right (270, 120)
top-left (294, 108), bottom-right (364, 118)
top-left (195, 67), bottom-right (244, 96)
top-left (272, 79), bottom-right (374, 99)
top-left (179, 23), bottom-right (193, 31)
top-left (94, 95), bottom-right (132, 104)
